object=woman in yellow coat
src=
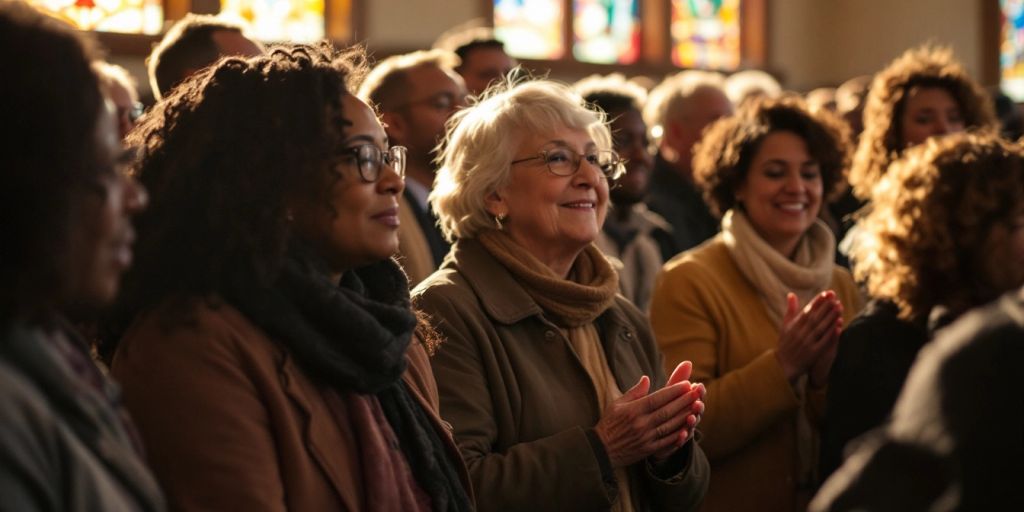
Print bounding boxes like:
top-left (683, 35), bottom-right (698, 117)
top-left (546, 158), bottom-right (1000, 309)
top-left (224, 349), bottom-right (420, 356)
top-left (650, 96), bottom-right (863, 512)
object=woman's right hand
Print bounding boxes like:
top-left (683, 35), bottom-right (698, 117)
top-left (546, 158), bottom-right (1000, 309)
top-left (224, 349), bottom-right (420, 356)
top-left (593, 375), bottom-right (704, 468)
top-left (775, 291), bottom-right (843, 384)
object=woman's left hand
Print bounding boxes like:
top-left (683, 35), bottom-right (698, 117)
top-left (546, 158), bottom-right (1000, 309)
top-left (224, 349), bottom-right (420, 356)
top-left (652, 361), bottom-right (707, 461)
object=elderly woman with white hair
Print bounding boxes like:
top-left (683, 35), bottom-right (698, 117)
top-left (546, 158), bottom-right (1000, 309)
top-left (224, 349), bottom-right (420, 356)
top-left (413, 79), bottom-right (710, 511)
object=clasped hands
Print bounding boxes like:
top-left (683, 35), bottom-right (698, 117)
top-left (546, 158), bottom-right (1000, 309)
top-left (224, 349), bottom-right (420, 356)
top-left (593, 361), bottom-right (706, 469)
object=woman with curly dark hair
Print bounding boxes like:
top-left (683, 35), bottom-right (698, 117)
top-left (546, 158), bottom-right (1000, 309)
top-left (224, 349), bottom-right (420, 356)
top-left (848, 46), bottom-right (998, 200)
top-left (106, 44), bottom-right (472, 511)
top-left (0, 2), bottom-right (160, 510)
top-left (650, 96), bottom-right (863, 512)
top-left (819, 132), bottom-right (1024, 481)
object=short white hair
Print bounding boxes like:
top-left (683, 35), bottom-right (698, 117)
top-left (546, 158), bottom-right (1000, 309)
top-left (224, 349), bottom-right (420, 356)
top-left (643, 70), bottom-right (727, 143)
top-left (431, 78), bottom-right (611, 242)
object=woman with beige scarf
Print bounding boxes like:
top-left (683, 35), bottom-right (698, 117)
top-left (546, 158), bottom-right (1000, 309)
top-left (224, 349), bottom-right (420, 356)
top-left (413, 79), bottom-right (710, 512)
top-left (649, 96), bottom-right (863, 512)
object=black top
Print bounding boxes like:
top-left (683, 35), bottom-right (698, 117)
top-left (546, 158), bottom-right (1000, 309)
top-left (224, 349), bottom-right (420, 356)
top-left (819, 299), bottom-right (929, 480)
top-left (645, 156), bottom-right (719, 260)
top-left (404, 188), bottom-right (450, 267)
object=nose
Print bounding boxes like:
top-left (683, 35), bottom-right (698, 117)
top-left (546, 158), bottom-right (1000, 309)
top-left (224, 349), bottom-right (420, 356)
top-left (573, 157), bottom-right (604, 188)
top-left (783, 171), bottom-right (805, 193)
top-left (123, 174), bottom-right (148, 213)
top-left (377, 160), bottom-right (404, 196)
top-left (933, 116), bottom-right (952, 136)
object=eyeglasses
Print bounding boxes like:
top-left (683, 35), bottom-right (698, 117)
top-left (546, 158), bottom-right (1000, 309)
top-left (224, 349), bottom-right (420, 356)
top-left (511, 148), bottom-right (625, 180)
top-left (337, 144), bottom-right (407, 182)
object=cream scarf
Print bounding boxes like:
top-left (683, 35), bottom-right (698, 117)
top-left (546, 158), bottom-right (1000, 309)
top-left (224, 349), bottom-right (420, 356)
top-left (477, 230), bottom-right (635, 511)
top-left (721, 209), bottom-right (836, 328)
top-left (721, 208), bottom-right (835, 490)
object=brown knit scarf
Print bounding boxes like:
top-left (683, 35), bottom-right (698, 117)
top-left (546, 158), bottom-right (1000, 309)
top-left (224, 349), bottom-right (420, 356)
top-left (477, 229), bottom-right (619, 328)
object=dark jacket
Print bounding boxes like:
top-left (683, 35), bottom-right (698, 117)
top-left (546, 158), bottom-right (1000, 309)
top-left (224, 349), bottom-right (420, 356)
top-left (0, 323), bottom-right (164, 512)
top-left (811, 289), bottom-right (1024, 512)
top-left (646, 156), bottom-right (719, 259)
top-left (819, 300), bottom-right (929, 480)
top-left (413, 238), bottom-right (710, 512)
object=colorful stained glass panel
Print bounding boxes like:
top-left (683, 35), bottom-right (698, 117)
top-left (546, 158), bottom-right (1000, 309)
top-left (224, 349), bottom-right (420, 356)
top-left (220, 0), bottom-right (326, 43)
top-left (30, 0), bottom-right (162, 34)
top-left (671, 0), bottom-right (741, 70)
top-left (494, 0), bottom-right (565, 60)
top-left (573, 0), bottom-right (640, 64)
top-left (1001, 0), bottom-right (1024, 101)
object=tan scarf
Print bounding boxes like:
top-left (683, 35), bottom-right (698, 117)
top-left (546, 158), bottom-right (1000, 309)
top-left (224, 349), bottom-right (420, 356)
top-left (478, 230), bottom-right (634, 510)
top-left (721, 208), bottom-right (835, 490)
top-left (721, 209), bottom-right (836, 328)
top-left (477, 229), bottom-right (619, 328)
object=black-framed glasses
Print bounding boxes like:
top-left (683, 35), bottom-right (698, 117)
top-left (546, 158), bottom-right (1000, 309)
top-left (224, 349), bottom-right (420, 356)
top-left (337, 145), bottom-right (407, 182)
top-left (511, 148), bottom-right (625, 180)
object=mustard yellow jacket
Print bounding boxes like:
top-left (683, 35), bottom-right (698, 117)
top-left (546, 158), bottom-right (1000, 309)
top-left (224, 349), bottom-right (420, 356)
top-left (650, 236), bottom-right (862, 512)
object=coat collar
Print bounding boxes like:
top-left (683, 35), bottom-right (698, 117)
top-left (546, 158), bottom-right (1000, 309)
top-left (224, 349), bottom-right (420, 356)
top-left (0, 323), bottom-right (165, 511)
top-left (444, 238), bottom-right (546, 325)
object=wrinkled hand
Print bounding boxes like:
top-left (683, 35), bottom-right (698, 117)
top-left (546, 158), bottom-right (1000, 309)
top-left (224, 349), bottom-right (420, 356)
top-left (594, 367), bottom-right (703, 468)
top-left (776, 291), bottom-right (843, 384)
top-left (651, 362), bottom-right (706, 461)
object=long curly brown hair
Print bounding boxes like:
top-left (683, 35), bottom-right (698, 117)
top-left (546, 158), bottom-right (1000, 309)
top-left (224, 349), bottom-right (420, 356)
top-left (852, 132), bottom-right (1024, 322)
top-left (103, 43), bottom-right (367, 347)
top-left (692, 95), bottom-right (851, 217)
top-left (848, 46), bottom-right (998, 200)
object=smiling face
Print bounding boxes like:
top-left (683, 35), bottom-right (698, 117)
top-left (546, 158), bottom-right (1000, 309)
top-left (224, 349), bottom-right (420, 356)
top-left (487, 127), bottom-right (610, 272)
top-left (735, 130), bottom-right (823, 258)
top-left (289, 95), bottom-right (404, 274)
top-left (899, 86), bottom-right (965, 148)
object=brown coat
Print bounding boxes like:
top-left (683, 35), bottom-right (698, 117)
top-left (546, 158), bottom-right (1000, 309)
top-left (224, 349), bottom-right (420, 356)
top-left (111, 297), bottom-right (471, 511)
top-left (413, 238), bottom-right (710, 512)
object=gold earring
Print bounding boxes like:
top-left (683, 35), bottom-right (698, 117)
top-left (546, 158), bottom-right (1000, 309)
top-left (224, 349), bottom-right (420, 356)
top-left (494, 213), bottom-right (507, 230)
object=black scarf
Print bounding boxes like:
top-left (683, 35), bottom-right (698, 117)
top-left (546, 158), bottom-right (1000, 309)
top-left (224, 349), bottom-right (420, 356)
top-left (225, 248), bottom-right (471, 512)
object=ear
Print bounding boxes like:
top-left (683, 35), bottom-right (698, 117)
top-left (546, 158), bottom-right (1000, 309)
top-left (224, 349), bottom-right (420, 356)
top-left (484, 189), bottom-right (507, 218)
top-left (381, 111), bottom-right (408, 142)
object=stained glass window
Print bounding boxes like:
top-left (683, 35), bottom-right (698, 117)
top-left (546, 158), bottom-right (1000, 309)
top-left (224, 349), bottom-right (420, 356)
top-left (1001, 0), bottom-right (1024, 101)
top-left (494, 0), bottom-right (565, 60)
top-left (573, 0), bottom-right (640, 64)
top-left (671, 0), bottom-right (741, 70)
top-left (29, 0), bottom-right (162, 34)
top-left (220, 0), bottom-right (328, 43)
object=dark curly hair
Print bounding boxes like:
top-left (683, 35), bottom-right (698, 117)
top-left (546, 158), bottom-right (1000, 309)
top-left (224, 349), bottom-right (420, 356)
top-left (106, 43), bottom-right (367, 343)
top-left (692, 95), bottom-right (851, 217)
top-left (852, 132), bottom-right (1024, 322)
top-left (0, 1), bottom-right (104, 324)
top-left (849, 46), bottom-right (998, 200)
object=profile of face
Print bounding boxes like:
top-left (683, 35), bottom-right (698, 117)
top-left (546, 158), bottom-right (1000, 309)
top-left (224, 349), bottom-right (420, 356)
top-left (105, 79), bottom-right (139, 140)
top-left (669, 86), bottom-right (733, 168)
top-left (735, 130), bottom-right (823, 257)
top-left (65, 101), bottom-right (148, 310)
top-left (980, 209), bottom-right (1024, 292)
top-left (487, 127), bottom-right (610, 268)
top-left (387, 63), bottom-right (466, 170)
top-left (899, 86), bottom-right (965, 148)
top-left (290, 95), bottom-right (405, 274)
top-left (609, 107), bottom-right (653, 206)
top-left (458, 46), bottom-right (515, 97)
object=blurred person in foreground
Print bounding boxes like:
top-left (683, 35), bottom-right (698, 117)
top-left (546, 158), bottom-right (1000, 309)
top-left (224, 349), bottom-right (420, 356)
top-left (415, 78), bottom-right (710, 511)
top-left (0, 2), bottom-right (159, 510)
top-left (820, 132), bottom-right (1024, 482)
